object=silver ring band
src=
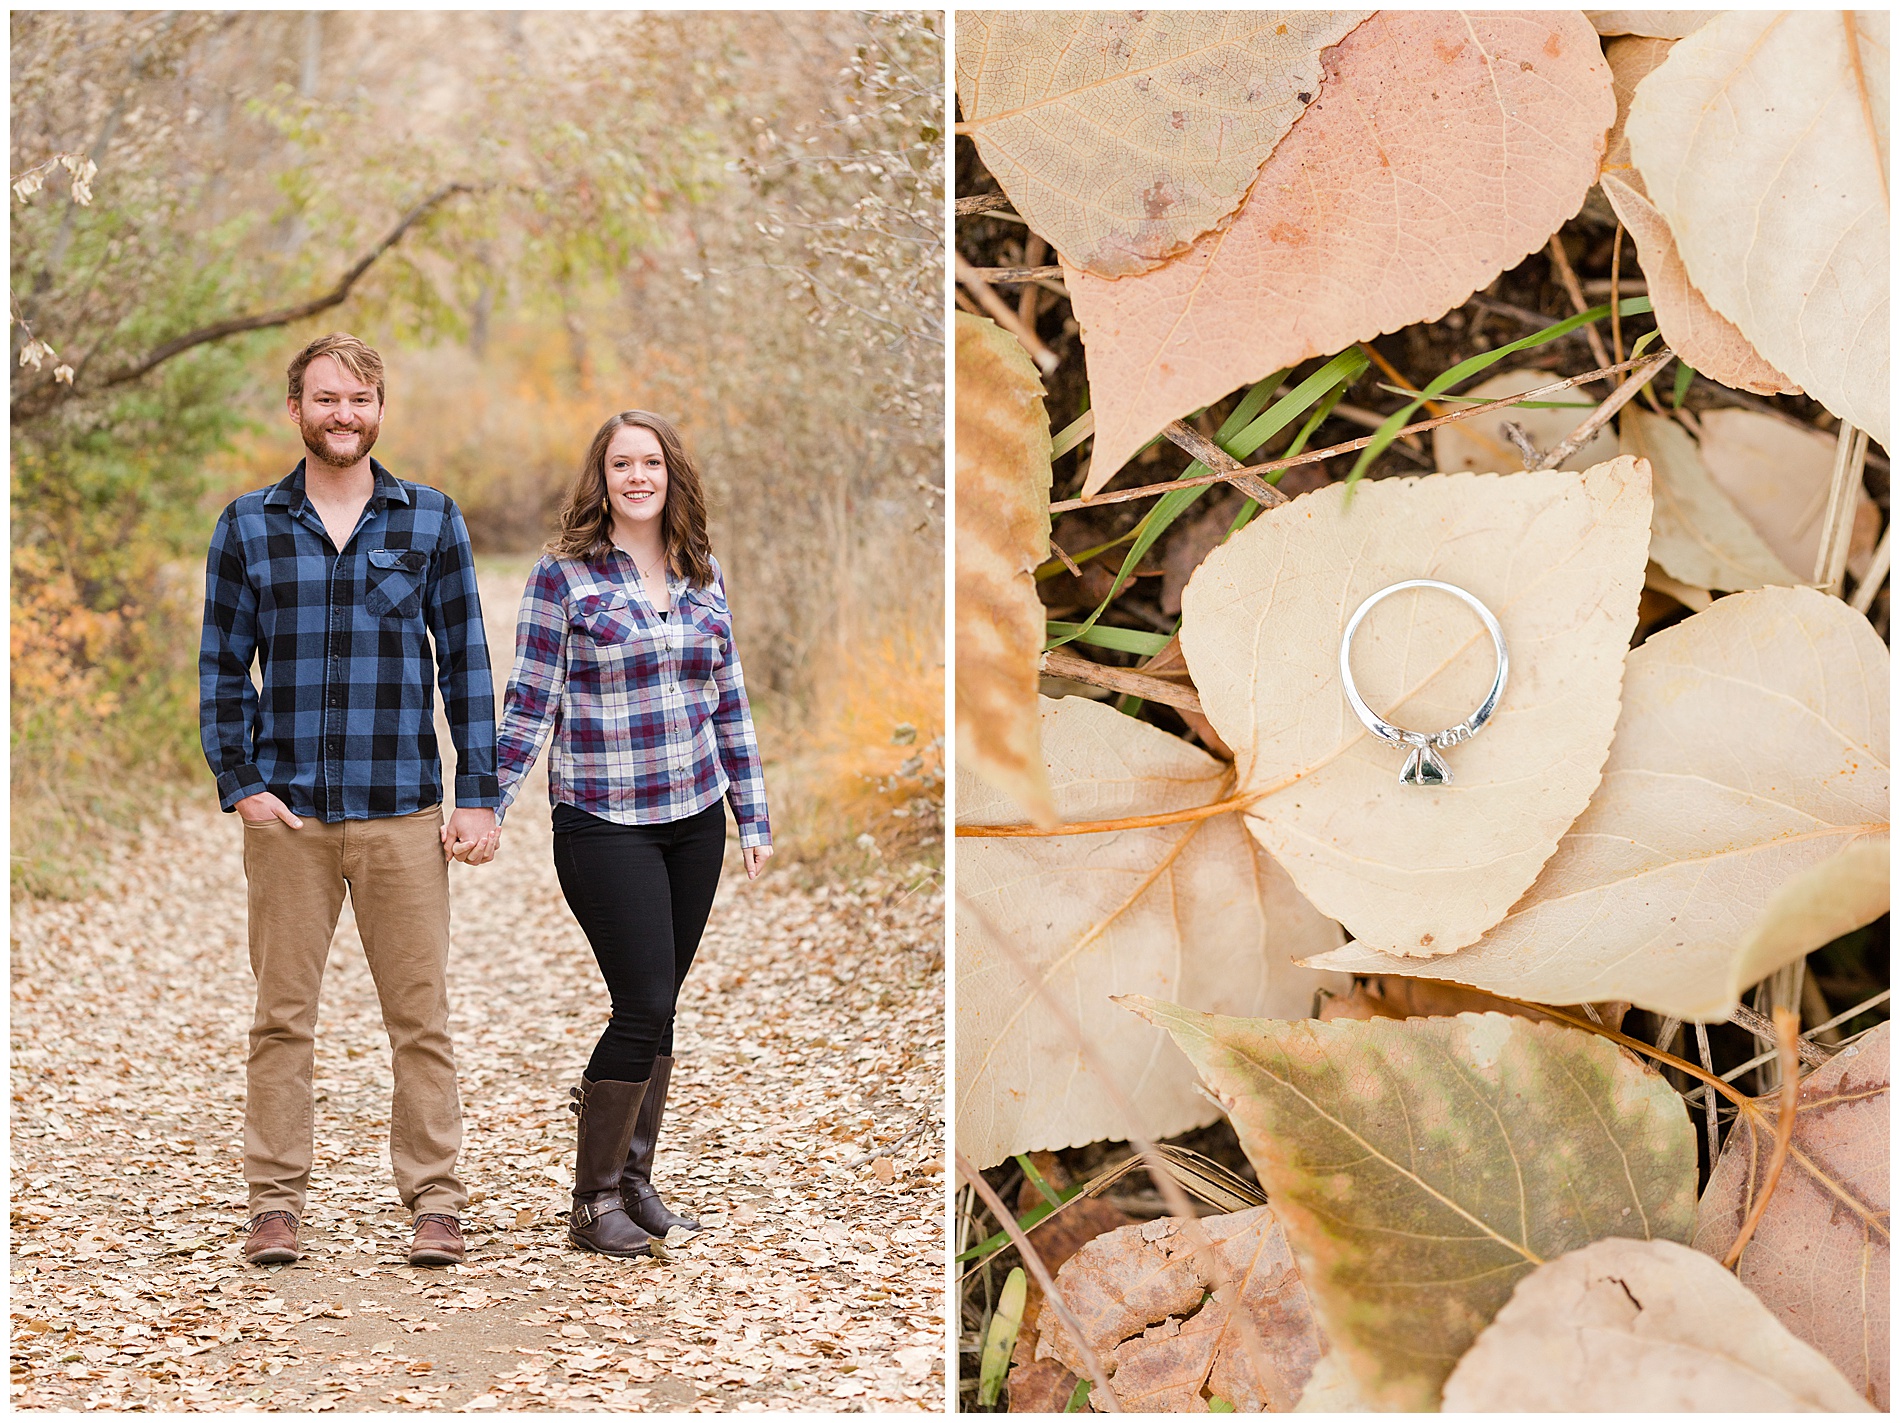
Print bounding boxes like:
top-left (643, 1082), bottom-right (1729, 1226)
top-left (1339, 579), bottom-right (1508, 787)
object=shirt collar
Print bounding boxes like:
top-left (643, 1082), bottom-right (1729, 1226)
top-left (262, 458), bottom-right (410, 512)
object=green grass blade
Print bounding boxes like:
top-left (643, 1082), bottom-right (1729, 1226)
top-left (1047, 350), bottom-right (1368, 652)
top-left (978, 1267), bottom-right (1027, 1406)
top-left (1671, 360), bottom-right (1696, 410)
top-left (1064, 1380), bottom-right (1093, 1412)
top-left (1230, 375), bottom-right (1353, 536)
top-left (1016, 1153), bottom-right (1063, 1209)
top-left (1342, 297), bottom-right (1654, 490)
top-left (954, 1183), bottom-right (1086, 1264)
top-left (1043, 621), bottom-right (1171, 657)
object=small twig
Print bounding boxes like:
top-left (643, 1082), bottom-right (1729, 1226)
top-left (1696, 1023), bottom-right (1722, 1164)
top-left (956, 193), bottom-right (1015, 217)
top-left (1499, 420), bottom-right (1543, 467)
top-left (1050, 355), bottom-right (1662, 514)
top-left (1547, 232), bottom-right (1613, 371)
top-left (955, 254), bottom-right (1058, 374)
top-left (957, 789), bottom-right (1257, 838)
top-left (1046, 541), bottom-right (1083, 578)
top-left (957, 1151), bottom-right (1122, 1412)
top-left (1609, 224), bottom-right (1628, 368)
top-left (1722, 1009), bottom-right (1801, 1269)
top-left (1531, 353), bottom-right (1672, 470)
top-left (1160, 421), bottom-right (1286, 507)
top-left (844, 1114), bottom-right (934, 1170)
top-left (966, 264), bottom-right (1063, 284)
top-left (1729, 1002), bottom-right (1831, 1068)
top-left (1849, 525), bottom-right (1890, 616)
top-left (1040, 647), bottom-right (1205, 715)
top-left (1814, 423), bottom-right (1870, 594)
top-left (1805, 988), bottom-right (1891, 1041)
top-left (1017, 236), bottom-right (1048, 331)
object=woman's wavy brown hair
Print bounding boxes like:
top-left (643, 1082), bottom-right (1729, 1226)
top-left (549, 410), bottom-right (716, 586)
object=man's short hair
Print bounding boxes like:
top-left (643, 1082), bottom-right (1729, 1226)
top-left (287, 333), bottom-right (385, 404)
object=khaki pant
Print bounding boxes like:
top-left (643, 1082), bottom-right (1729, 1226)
top-left (241, 805), bottom-right (465, 1219)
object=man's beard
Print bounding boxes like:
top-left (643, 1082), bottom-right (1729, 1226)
top-left (300, 413), bottom-right (381, 468)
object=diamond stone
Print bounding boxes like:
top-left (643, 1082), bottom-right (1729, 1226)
top-left (1399, 743), bottom-right (1452, 787)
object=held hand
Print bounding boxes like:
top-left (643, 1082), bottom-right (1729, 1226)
top-left (743, 844), bottom-right (773, 881)
top-left (234, 791), bottom-right (304, 828)
top-left (443, 807), bottom-right (500, 865)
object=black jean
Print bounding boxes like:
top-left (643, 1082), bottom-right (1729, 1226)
top-left (550, 799), bottom-right (727, 1083)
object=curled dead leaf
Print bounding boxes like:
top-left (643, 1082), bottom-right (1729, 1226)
top-left (1039, 1206), bottom-right (1323, 1412)
top-left (957, 312), bottom-right (1056, 825)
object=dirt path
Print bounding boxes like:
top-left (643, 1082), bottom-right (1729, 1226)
top-left (9, 563), bottom-right (946, 1412)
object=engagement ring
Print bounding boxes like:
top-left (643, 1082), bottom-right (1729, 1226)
top-left (1339, 579), bottom-right (1508, 787)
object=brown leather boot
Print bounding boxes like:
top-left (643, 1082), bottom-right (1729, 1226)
top-left (620, 1054), bottom-right (702, 1235)
top-left (567, 1077), bottom-right (654, 1257)
top-left (245, 1211), bottom-right (300, 1265)
top-left (409, 1213), bottom-right (465, 1266)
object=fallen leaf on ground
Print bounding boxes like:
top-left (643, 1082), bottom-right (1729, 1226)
top-left (1318, 975), bottom-right (1628, 1033)
top-left (955, 11), bottom-right (1369, 278)
top-left (1441, 1237), bottom-right (1875, 1411)
top-left (1621, 405), bottom-right (1798, 591)
top-left (1067, 9), bottom-right (1615, 490)
top-left (957, 312), bottom-right (1056, 825)
top-left (956, 696), bottom-right (1343, 1169)
top-left (1598, 35), bottom-right (1795, 395)
top-left (1696, 408), bottom-right (1880, 586)
top-left (1586, 11), bottom-right (1716, 38)
top-left (1628, 10), bottom-right (1890, 450)
top-left (1127, 1004), bottom-right (1698, 1411)
top-left (1312, 586), bottom-right (1891, 1020)
top-left (1039, 1207), bottom-right (1323, 1412)
top-left (1007, 1155), bottom-right (1136, 1411)
top-left (1178, 461), bottom-right (1651, 958)
top-left (1430, 368), bottom-right (1620, 475)
top-left (1693, 1024), bottom-right (1890, 1409)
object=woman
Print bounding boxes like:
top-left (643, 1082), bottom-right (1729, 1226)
top-left (488, 409), bottom-right (772, 1258)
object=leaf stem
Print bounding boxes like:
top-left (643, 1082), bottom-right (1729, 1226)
top-left (1721, 1009), bottom-right (1800, 1268)
top-left (956, 791), bottom-right (1257, 838)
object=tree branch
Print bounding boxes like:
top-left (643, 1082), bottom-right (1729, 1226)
top-left (98, 183), bottom-right (475, 389)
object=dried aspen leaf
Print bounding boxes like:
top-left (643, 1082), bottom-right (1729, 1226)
top-left (1431, 369), bottom-right (1620, 475)
top-left (1628, 11), bottom-right (1890, 451)
top-left (1598, 36), bottom-right (1796, 396)
top-left (1067, 10), bottom-right (1614, 492)
top-left (1442, 1237), bottom-right (1876, 1411)
top-left (1587, 11), bottom-right (1717, 38)
top-left (955, 12), bottom-right (1370, 280)
top-left (1038, 1206), bottom-right (1323, 1412)
top-left (1127, 1004), bottom-right (1698, 1411)
top-left (957, 312), bottom-right (1056, 826)
top-left (1178, 461), bottom-right (1651, 958)
top-left (1697, 408), bottom-right (1881, 585)
top-left (1694, 1024), bottom-right (1890, 1409)
top-left (1312, 587), bottom-right (1891, 1021)
top-left (1621, 405), bottom-right (1799, 591)
top-left (955, 695), bottom-right (1344, 1171)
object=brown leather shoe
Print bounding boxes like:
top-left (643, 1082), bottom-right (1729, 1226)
top-left (245, 1211), bottom-right (300, 1265)
top-left (409, 1213), bottom-right (465, 1266)
top-left (621, 1054), bottom-right (702, 1235)
top-left (568, 1077), bottom-right (654, 1257)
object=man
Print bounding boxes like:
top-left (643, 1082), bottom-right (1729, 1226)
top-left (200, 332), bottom-right (502, 1269)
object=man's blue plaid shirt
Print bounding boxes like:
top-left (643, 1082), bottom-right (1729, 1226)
top-left (199, 459), bottom-right (501, 822)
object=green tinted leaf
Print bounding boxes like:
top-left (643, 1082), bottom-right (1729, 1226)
top-left (1124, 1002), bottom-right (1697, 1410)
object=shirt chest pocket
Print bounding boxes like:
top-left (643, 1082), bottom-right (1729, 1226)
top-left (676, 585), bottom-right (731, 675)
top-left (365, 548), bottom-right (428, 618)
top-left (572, 589), bottom-right (640, 646)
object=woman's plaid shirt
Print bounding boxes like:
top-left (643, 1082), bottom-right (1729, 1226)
top-left (198, 461), bottom-right (500, 821)
top-left (495, 550), bottom-right (771, 848)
